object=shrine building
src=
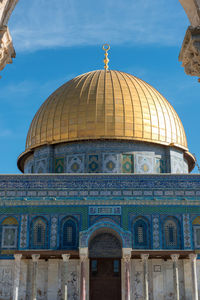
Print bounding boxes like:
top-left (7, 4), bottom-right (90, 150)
top-left (1, 46), bottom-right (200, 300)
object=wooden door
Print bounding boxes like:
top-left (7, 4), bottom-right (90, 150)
top-left (90, 258), bottom-right (121, 300)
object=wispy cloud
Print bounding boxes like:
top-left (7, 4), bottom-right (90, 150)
top-left (0, 129), bottom-right (12, 137)
top-left (9, 0), bottom-right (189, 52)
top-left (0, 74), bottom-right (74, 103)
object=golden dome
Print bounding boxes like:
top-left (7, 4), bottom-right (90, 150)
top-left (25, 70), bottom-right (188, 150)
top-left (18, 70), bottom-right (195, 171)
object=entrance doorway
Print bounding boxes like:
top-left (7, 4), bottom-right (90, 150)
top-left (90, 258), bottom-right (121, 300)
top-left (89, 232), bottom-right (122, 300)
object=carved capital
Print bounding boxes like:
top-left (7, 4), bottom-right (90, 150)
top-left (80, 254), bottom-right (88, 263)
top-left (0, 25), bottom-right (15, 74)
top-left (123, 253), bottom-right (131, 262)
top-left (179, 26), bottom-right (200, 78)
top-left (62, 254), bottom-right (70, 262)
top-left (14, 254), bottom-right (22, 262)
top-left (189, 253), bottom-right (198, 261)
top-left (170, 254), bottom-right (180, 262)
top-left (79, 247), bottom-right (88, 261)
top-left (141, 254), bottom-right (149, 262)
top-left (32, 254), bottom-right (40, 262)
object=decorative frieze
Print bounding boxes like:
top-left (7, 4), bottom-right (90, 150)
top-left (152, 215), bottom-right (160, 249)
top-left (50, 215), bottom-right (58, 249)
top-left (19, 215), bottom-right (28, 249)
top-left (1, 174), bottom-right (200, 191)
top-left (183, 214), bottom-right (192, 249)
top-left (89, 206), bottom-right (121, 215)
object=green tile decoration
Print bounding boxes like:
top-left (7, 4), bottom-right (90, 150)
top-left (122, 154), bottom-right (133, 173)
top-left (55, 158), bottom-right (64, 173)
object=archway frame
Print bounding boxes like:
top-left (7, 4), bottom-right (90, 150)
top-left (79, 221), bottom-right (132, 249)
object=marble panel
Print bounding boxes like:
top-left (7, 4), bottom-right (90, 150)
top-left (0, 265), bottom-right (12, 299)
top-left (103, 153), bottom-right (119, 173)
top-left (135, 154), bottom-right (154, 174)
top-left (66, 154), bottom-right (85, 173)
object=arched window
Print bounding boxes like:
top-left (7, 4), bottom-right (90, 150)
top-left (192, 216), bottom-right (200, 248)
top-left (61, 218), bottom-right (77, 249)
top-left (31, 165), bottom-right (34, 173)
top-left (133, 218), bottom-right (149, 248)
top-left (163, 218), bottom-right (180, 249)
top-left (31, 217), bottom-right (48, 249)
top-left (1, 217), bottom-right (18, 249)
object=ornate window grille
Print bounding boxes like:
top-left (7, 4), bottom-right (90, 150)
top-left (31, 218), bottom-right (47, 249)
top-left (193, 227), bottom-right (200, 248)
top-left (1, 217), bottom-right (18, 249)
top-left (62, 218), bottom-right (77, 249)
top-left (164, 219), bottom-right (179, 249)
top-left (134, 219), bottom-right (148, 248)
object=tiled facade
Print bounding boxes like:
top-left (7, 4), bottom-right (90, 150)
top-left (1, 174), bottom-right (200, 256)
top-left (23, 141), bottom-right (189, 174)
top-left (0, 174), bottom-right (200, 299)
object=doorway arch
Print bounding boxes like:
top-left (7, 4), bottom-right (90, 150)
top-left (89, 231), bottom-right (122, 300)
top-left (89, 231), bottom-right (122, 258)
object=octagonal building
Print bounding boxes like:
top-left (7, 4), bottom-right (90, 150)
top-left (1, 63), bottom-right (200, 300)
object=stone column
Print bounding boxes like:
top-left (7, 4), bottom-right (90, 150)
top-left (189, 254), bottom-right (199, 300)
top-left (80, 254), bottom-right (87, 300)
top-left (171, 254), bottom-right (180, 300)
top-left (31, 254), bottom-right (40, 300)
top-left (123, 253), bottom-right (131, 300)
top-left (13, 254), bottom-right (22, 300)
top-left (62, 254), bottom-right (70, 300)
top-left (141, 254), bottom-right (149, 300)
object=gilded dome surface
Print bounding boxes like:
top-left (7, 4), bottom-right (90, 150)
top-left (25, 70), bottom-right (188, 151)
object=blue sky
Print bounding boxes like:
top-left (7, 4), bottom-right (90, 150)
top-left (0, 0), bottom-right (199, 173)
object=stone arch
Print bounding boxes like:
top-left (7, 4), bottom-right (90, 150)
top-left (89, 232), bottom-right (122, 258)
top-left (79, 221), bottom-right (132, 249)
top-left (179, 0), bottom-right (200, 26)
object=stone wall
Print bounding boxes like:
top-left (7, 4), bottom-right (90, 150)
top-left (0, 259), bottom-right (80, 300)
top-left (1, 257), bottom-right (200, 300)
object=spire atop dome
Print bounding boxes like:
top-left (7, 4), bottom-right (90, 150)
top-left (102, 43), bottom-right (110, 70)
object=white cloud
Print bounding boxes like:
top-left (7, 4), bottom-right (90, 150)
top-left (0, 74), bottom-right (75, 109)
top-left (9, 0), bottom-right (189, 52)
top-left (0, 129), bottom-right (12, 137)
